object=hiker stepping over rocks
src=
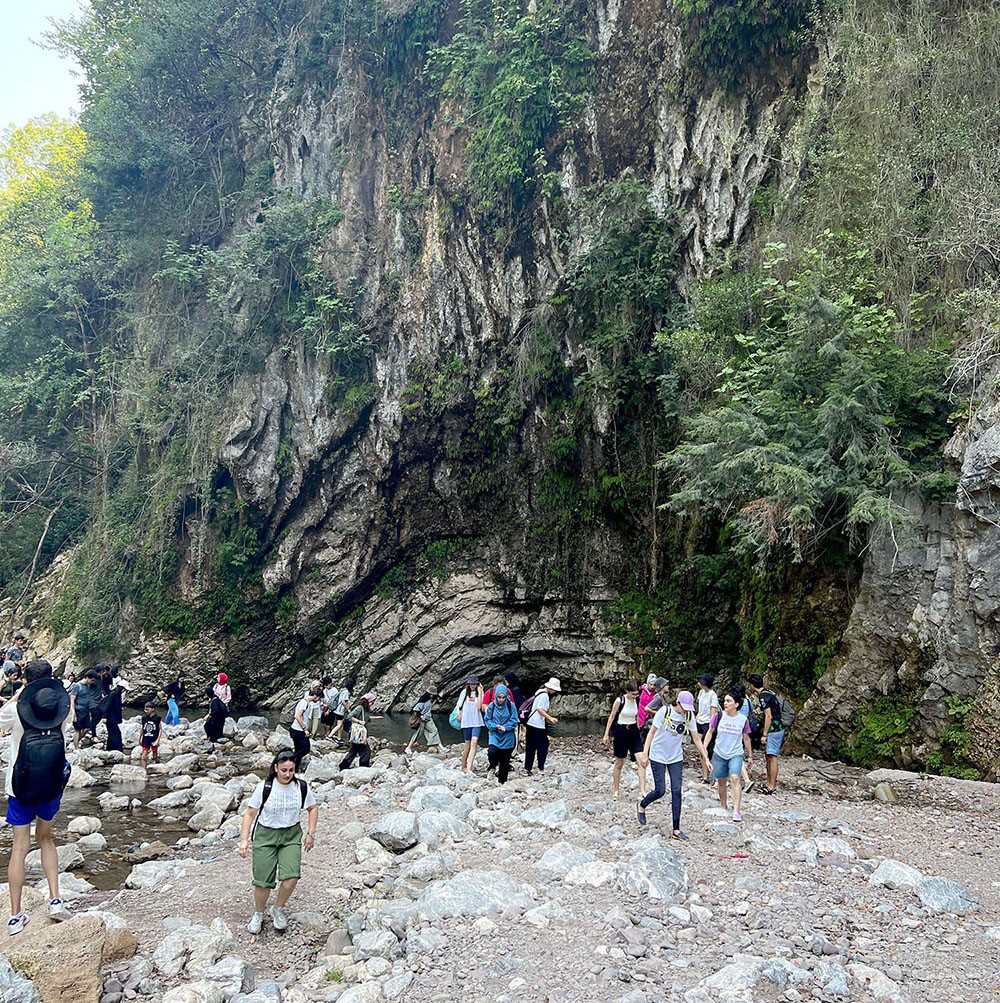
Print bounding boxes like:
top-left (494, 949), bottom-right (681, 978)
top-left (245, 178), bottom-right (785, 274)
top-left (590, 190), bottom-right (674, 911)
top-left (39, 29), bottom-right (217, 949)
top-left (522, 677), bottom-right (560, 776)
top-left (602, 679), bottom-right (648, 802)
top-left (747, 672), bottom-right (796, 796)
top-left (0, 659), bottom-right (74, 935)
top-left (704, 689), bottom-right (754, 824)
top-left (240, 749), bottom-right (319, 936)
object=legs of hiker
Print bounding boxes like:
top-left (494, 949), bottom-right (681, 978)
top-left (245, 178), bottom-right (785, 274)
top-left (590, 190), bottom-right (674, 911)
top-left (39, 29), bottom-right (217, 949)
top-left (7, 824), bottom-right (30, 918)
top-left (461, 727), bottom-right (480, 774)
top-left (640, 760), bottom-right (666, 811)
top-left (667, 761), bottom-right (684, 834)
top-left (612, 756), bottom-right (625, 798)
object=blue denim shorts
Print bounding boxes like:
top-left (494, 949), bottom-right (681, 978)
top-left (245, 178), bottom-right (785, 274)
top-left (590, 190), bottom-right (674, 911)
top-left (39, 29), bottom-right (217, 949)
top-left (765, 730), bottom-right (786, 756)
top-left (711, 751), bottom-right (744, 780)
top-left (6, 793), bottom-right (62, 826)
top-left (463, 726), bottom-right (482, 740)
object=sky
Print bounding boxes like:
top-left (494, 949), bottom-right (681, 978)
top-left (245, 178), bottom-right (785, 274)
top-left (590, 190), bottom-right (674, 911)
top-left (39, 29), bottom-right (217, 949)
top-left (1, 0), bottom-right (85, 131)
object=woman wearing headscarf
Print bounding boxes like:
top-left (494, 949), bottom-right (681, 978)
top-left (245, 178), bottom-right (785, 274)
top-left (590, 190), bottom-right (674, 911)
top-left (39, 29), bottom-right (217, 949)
top-left (483, 684), bottom-right (519, 783)
top-left (239, 749), bottom-right (318, 935)
top-left (203, 694), bottom-right (228, 743)
top-left (213, 672), bottom-right (232, 708)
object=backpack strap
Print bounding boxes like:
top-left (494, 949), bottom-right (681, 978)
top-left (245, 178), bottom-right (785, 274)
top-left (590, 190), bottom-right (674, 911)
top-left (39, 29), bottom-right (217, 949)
top-left (297, 778), bottom-right (307, 807)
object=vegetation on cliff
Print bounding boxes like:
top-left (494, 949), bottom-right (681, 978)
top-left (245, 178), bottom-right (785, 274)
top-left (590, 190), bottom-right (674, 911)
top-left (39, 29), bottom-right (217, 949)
top-left (0, 0), bottom-right (997, 774)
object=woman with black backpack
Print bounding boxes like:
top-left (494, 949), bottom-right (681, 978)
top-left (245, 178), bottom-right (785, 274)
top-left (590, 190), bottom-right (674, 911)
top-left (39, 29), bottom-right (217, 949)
top-left (601, 679), bottom-right (648, 801)
top-left (239, 750), bottom-right (318, 935)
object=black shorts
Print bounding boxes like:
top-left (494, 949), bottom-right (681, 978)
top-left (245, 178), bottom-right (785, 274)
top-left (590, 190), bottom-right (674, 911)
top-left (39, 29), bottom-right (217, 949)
top-left (613, 723), bottom-right (643, 760)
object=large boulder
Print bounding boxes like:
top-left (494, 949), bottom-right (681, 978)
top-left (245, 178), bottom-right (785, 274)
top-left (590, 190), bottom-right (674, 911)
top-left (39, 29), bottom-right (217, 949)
top-left (201, 955), bottom-right (255, 996)
top-left (188, 804), bottom-right (225, 832)
top-left (520, 800), bottom-right (572, 828)
top-left (416, 869), bottom-right (536, 920)
top-left (161, 752), bottom-right (200, 776)
top-left (109, 764), bottom-right (147, 783)
top-left (407, 786), bottom-right (468, 818)
top-left (368, 812), bottom-right (418, 853)
top-left (617, 845), bottom-right (687, 900)
top-left (25, 844), bottom-right (83, 875)
top-left (915, 877), bottom-right (979, 914)
top-left (152, 918), bottom-right (237, 977)
top-left (64, 766), bottom-right (96, 789)
top-left (192, 782), bottom-right (238, 813)
top-left (533, 842), bottom-right (597, 873)
top-left (0, 955), bottom-right (39, 1003)
top-left (125, 859), bottom-right (201, 890)
top-left (236, 716), bottom-right (270, 733)
top-left (5, 912), bottom-right (137, 1003)
top-left (66, 817), bottom-right (102, 837)
top-left (415, 811), bottom-right (472, 847)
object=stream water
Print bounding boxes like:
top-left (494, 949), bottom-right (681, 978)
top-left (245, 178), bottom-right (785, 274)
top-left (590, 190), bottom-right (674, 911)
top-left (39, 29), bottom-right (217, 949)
top-left (0, 709), bottom-right (598, 890)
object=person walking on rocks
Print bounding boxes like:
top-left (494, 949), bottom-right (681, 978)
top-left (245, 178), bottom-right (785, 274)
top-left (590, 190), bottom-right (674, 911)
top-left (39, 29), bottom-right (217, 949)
top-left (524, 677), bottom-right (560, 775)
top-left (635, 688), bottom-right (707, 841)
top-left (704, 690), bottom-right (753, 823)
top-left (240, 749), bottom-right (318, 935)
top-left (406, 691), bottom-right (444, 753)
top-left (104, 678), bottom-right (130, 753)
top-left (695, 673), bottom-right (720, 784)
top-left (456, 677), bottom-right (484, 775)
top-left (484, 683), bottom-right (519, 783)
top-left (320, 676), bottom-right (341, 738)
top-left (163, 670), bottom-right (186, 726)
top-left (0, 659), bottom-right (73, 934)
top-left (140, 701), bottom-right (162, 767)
top-left (602, 679), bottom-right (648, 801)
top-left (637, 673), bottom-right (658, 730)
top-left (290, 685), bottom-right (322, 766)
top-left (68, 670), bottom-right (97, 750)
top-left (213, 672), bottom-right (232, 709)
top-left (339, 695), bottom-right (380, 770)
top-left (748, 673), bottom-right (790, 796)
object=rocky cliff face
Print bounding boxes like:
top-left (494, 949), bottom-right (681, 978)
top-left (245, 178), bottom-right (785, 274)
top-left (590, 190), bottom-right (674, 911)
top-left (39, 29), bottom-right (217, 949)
top-left (175, 0), bottom-right (821, 709)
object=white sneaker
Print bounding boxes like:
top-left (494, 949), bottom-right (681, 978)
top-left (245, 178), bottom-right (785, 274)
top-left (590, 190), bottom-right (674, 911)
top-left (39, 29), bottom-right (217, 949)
top-left (269, 905), bottom-right (287, 932)
top-left (7, 912), bottom-right (29, 936)
top-left (247, 911), bottom-right (264, 935)
top-left (48, 899), bottom-right (71, 922)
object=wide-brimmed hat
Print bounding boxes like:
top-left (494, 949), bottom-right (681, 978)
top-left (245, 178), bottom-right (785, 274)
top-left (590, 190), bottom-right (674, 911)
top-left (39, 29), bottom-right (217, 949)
top-left (696, 673), bottom-right (715, 687)
top-left (542, 677), bottom-right (561, 692)
top-left (18, 678), bottom-right (70, 730)
top-left (676, 690), bottom-right (695, 712)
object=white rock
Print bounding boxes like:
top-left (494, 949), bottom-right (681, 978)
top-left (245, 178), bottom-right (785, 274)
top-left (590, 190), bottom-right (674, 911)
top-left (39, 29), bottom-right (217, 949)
top-left (848, 963), bottom-right (911, 1002)
top-left (76, 832), bottom-right (108, 852)
top-left (869, 859), bottom-right (922, 890)
top-left (161, 982), bottom-right (225, 1003)
top-left (65, 765), bottom-right (97, 788)
top-left (334, 982), bottom-right (384, 1003)
top-left (188, 803), bottom-right (225, 832)
top-left (201, 955), bottom-right (255, 996)
top-left (109, 763), bottom-right (147, 783)
top-left (566, 861), bottom-right (618, 888)
top-left (35, 872), bottom-right (95, 900)
top-left (67, 815), bottom-right (102, 836)
top-left (97, 792), bottom-right (130, 811)
top-left (25, 843), bottom-right (83, 873)
top-left (354, 837), bottom-right (395, 866)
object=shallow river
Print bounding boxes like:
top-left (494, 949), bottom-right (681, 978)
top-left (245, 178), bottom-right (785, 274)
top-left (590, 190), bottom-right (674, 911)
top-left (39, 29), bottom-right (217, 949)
top-left (0, 709), bottom-right (598, 889)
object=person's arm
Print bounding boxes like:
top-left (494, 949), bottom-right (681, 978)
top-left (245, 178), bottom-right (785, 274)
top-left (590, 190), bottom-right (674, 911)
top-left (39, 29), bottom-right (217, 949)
top-left (155, 720), bottom-right (163, 745)
top-left (294, 703), bottom-right (307, 729)
top-left (602, 698), bottom-right (621, 746)
top-left (239, 806), bottom-right (258, 858)
top-left (704, 711), bottom-right (718, 746)
top-left (636, 721), bottom-right (657, 768)
top-left (743, 727), bottom-right (753, 764)
top-left (689, 719), bottom-right (709, 765)
top-left (303, 804), bottom-right (319, 850)
top-left (762, 705), bottom-right (773, 739)
top-left (0, 690), bottom-right (20, 730)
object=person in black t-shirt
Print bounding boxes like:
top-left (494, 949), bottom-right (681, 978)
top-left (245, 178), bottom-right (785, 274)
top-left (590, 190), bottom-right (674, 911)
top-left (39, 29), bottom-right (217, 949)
top-left (140, 703), bottom-right (162, 768)
top-left (748, 673), bottom-right (784, 795)
top-left (164, 672), bottom-right (186, 726)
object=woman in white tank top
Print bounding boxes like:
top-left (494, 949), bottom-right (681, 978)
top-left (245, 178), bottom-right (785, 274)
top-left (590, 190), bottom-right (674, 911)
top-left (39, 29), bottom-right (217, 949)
top-left (601, 680), bottom-right (648, 801)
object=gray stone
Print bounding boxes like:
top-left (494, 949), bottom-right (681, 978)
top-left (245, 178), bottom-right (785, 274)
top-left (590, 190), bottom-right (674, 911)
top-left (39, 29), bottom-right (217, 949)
top-left (76, 832), bottom-right (109, 852)
top-left (236, 716), bottom-right (270, 733)
top-left (188, 803), bottom-right (226, 832)
top-left (368, 812), bottom-right (418, 852)
top-left (405, 926), bottom-right (448, 954)
top-left (321, 929), bottom-right (353, 957)
top-left (617, 846), bottom-right (686, 900)
top-left (25, 842), bottom-right (83, 874)
top-left (415, 810), bottom-right (472, 847)
top-left (353, 929), bottom-right (399, 960)
top-left (67, 815), bottom-right (103, 836)
top-left (382, 972), bottom-right (414, 1000)
top-left (915, 877), bottom-right (979, 914)
top-left (869, 859), bottom-right (923, 890)
top-left (416, 869), bottom-right (536, 920)
top-left (152, 919), bottom-right (237, 977)
top-left (533, 841), bottom-right (597, 873)
top-left (109, 764), bottom-right (148, 783)
top-left (520, 800), bottom-right (572, 827)
top-left (161, 984), bottom-right (225, 1003)
top-left (149, 789), bottom-right (198, 812)
top-left (407, 785), bottom-right (468, 818)
top-left (0, 956), bottom-right (40, 1003)
top-left (202, 955), bottom-right (255, 997)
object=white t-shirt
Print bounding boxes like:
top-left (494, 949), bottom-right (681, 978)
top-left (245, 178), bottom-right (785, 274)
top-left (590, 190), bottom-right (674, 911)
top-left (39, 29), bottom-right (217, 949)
top-left (616, 694), bottom-right (639, 727)
top-left (290, 697), bottom-right (310, 733)
top-left (649, 706), bottom-right (697, 765)
top-left (696, 689), bottom-right (720, 725)
top-left (527, 691), bottom-right (550, 729)
top-left (714, 711), bottom-right (749, 759)
top-left (459, 690), bottom-right (483, 728)
top-left (249, 777), bottom-right (317, 830)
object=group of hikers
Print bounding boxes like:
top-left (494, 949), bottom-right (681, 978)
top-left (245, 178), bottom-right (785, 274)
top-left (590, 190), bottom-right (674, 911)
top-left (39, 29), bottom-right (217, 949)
top-left (603, 672), bottom-right (794, 840)
top-left (0, 628), bottom-right (795, 939)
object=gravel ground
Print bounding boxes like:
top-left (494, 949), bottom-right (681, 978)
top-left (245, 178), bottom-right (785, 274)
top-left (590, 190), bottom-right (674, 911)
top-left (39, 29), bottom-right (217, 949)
top-left (77, 733), bottom-right (999, 1003)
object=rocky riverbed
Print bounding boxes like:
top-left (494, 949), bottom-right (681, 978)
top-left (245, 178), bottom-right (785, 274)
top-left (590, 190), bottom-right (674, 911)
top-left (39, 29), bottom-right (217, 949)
top-left (1, 718), bottom-right (997, 1003)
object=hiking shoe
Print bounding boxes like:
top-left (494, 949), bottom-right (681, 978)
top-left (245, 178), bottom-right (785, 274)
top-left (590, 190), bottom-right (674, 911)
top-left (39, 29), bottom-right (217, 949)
top-left (270, 905), bottom-right (288, 932)
top-left (672, 830), bottom-right (690, 841)
top-left (7, 913), bottom-right (28, 936)
top-left (732, 811), bottom-right (743, 823)
top-left (247, 911), bottom-right (264, 935)
top-left (48, 899), bottom-right (71, 922)
top-left (760, 786), bottom-right (776, 796)
top-left (743, 779), bottom-right (756, 794)
top-left (635, 801), bottom-right (646, 826)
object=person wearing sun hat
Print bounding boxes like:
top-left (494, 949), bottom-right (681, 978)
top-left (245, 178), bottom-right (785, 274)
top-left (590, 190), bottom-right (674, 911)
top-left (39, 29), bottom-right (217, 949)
top-left (524, 677), bottom-right (561, 775)
top-left (0, 659), bottom-right (73, 934)
top-left (635, 688), bottom-right (709, 841)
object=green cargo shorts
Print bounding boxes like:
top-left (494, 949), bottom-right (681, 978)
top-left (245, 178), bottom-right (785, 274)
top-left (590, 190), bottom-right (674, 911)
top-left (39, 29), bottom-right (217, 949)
top-left (251, 823), bottom-right (302, 888)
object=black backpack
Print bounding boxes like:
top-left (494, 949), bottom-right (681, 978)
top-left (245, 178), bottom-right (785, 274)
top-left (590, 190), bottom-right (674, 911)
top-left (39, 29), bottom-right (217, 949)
top-left (13, 718), bottom-right (70, 806)
top-left (251, 776), bottom-right (308, 837)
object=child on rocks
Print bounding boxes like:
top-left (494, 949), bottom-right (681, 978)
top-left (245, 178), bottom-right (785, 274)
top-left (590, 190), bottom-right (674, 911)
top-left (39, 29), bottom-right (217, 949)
top-left (140, 702), bottom-right (162, 768)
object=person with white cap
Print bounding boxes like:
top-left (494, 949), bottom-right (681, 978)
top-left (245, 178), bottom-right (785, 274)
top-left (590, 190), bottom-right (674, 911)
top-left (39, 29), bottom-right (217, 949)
top-left (524, 677), bottom-right (560, 775)
top-left (635, 687), bottom-right (709, 841)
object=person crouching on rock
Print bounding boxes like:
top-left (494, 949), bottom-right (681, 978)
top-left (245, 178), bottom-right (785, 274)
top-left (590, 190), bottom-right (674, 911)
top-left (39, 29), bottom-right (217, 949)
top-left (0, 659), bottom-right (73, 933)
top-left (484, 683), bottom-right (519, 783)
top-left (240, 749), bottom-right (318, 935)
